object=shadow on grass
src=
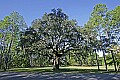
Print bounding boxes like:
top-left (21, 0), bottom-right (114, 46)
top-left (54, 68), bottom-right (119, 73)
top-left (8, 68), bottom-right (53, 73)
top-left (5, 68), bottom-right (119, 74)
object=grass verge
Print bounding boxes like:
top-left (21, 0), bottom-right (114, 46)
top-left (0, 66), bottom-right (119, 73)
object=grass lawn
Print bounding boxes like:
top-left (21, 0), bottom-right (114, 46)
top-left (1, 66), bottom-right (119, 73)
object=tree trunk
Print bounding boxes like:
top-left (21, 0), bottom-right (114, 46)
top-left (29, 54), bottom-right (33, 67)
top-left (86, 58), bottom-right (88, 66)
top-left (3, 57), bottom-right (7, 71)
top-left (95, 52), bottom-right (99, 70)
top-left (2, 34), bottom-right (6, 71)
top-left (118, 66), bottom-right (120, 71)
top-left (7, 36), bottom-right (13, 54)
top-left (53, 55), bottom-right (60, 70)
top-left (103, 50), bottom-right (107, 71)
top-left (79, 59), bottom-right (82, 66)
top-left (7, 33), bottom-right (13, 69)
top-left (111, 51), bottom-right (117, 71)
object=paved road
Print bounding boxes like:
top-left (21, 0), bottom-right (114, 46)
top-left (0, 72), bottom-right (120, 80)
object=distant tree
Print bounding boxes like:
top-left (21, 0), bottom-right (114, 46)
top-left (88, 4), bottom-right (108, 70)
top-left (0, 11), bottom-right (27, 70)
top-left (105, 6), bottom-right (120, 71)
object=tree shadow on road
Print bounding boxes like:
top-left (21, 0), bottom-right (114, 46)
top-left (0, 71), bottom-right (120, 80)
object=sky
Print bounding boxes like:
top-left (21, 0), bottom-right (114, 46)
top-left (0, 0), bottom-right (120, 27)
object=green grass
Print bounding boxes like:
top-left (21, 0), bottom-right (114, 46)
top-left (8, 67), bottom-right (53, 73)
top-left (1, 66), bottom-right (119, 73)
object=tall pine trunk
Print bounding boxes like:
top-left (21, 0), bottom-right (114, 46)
top-left (29, 54), bottom-right (33, 67)
top-left (103, 50), bottom-right (107, 71)
top-left (2, 34), bottom-right (7, 71)
top-left (7, 30), bottom-right (14, 69)
top-left (111, 51), bottom-right (117, 71)
top-left (95, 50), bottom-right (99, 70)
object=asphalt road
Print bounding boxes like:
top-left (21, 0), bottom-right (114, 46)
top-left (0, 72), bottom-right (120, 80)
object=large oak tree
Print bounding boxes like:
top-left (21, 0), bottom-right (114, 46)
top-left (31, 8), bottom-right (82, 70)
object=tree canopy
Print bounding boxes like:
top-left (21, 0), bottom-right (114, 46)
top-left (0, 4), bottom-right (120, 71)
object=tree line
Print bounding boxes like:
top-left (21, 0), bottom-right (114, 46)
top-left (0, 4), bottom-right (120, 71)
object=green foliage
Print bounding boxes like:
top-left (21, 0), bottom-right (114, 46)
top-left (0, 4), bottom-right (120, 71)
top-left (0, 11), bottom-right (27, 70)
top-left (23, 8), bottom-right (82, 70)
top-left (106, 53), bottom-right (120, 67)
